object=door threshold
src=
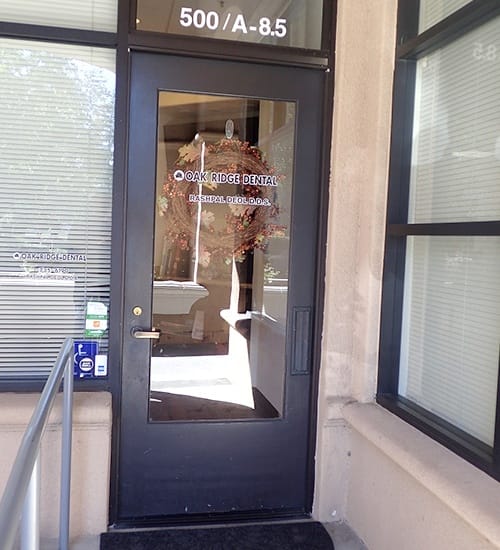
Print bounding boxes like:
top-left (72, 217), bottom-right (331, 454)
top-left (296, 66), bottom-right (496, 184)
top-left (110, 510), bottom-right (311, 531)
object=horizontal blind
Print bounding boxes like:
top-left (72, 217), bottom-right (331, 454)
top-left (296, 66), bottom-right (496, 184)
top-left (0, 39), bottom-right (115, 377)
top-left (419, 0), bottom-right (471, 33)
top-left (0, 0), bottom-right (117, 33)
top-left (399, 236), bottom-right (500, 446)
top-left (409, 15), bottom-right (500, 223)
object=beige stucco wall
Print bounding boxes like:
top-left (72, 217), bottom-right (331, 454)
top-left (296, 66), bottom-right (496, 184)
top-left (0, 392), bottom-right (112, 542)
top-left (314, 2), bottom-right (500, 549)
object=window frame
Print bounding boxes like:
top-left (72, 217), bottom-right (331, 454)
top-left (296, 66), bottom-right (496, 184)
top-left (377, 0), bottom-right (500, 481)
top-left (127, 0), bottom-right (334, 69)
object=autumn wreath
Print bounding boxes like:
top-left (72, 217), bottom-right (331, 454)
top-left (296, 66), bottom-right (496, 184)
top-left (159, 137), bottom-right (285, 269)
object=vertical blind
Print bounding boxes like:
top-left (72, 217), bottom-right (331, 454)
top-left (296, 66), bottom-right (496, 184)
top-left (0, 39), bottom-right (115, 377)
top-left (0, 0), bottom-right (117, 33)
top-left (399, 16), bottom-right (500, 445)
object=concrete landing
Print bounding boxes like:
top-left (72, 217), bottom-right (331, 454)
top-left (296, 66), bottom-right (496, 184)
top-left (41, 521), bottom-right (367, 549)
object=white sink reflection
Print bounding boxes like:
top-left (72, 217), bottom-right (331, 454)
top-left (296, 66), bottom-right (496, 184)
top-left (153, 280), bottom-right (208, 315)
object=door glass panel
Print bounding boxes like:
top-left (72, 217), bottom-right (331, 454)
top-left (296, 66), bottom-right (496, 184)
top-left (149, 92), bottom-right (295, 422)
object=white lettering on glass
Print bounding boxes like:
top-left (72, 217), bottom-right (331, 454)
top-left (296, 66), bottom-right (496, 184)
top-left (179, 6), bottom-right (287, 39)
top-left (174, 170), bottom-right (278, 187)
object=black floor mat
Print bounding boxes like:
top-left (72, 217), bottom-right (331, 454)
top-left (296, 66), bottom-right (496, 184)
top-left (100, 521), bottom-right (334, 550)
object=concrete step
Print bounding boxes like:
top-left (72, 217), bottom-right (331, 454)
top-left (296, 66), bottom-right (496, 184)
top-left (41, 522), bottom-right (366, 550)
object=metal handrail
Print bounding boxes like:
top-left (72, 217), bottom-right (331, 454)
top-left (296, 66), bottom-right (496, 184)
top-left (0, 337), bottom-right (74, 550)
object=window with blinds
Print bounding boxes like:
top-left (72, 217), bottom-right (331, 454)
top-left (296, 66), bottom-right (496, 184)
top-left (397, 16), bottom-right (500, 445)
top-left (0, 38), bottom-right (115, 377)
top-left (419, 0), bottom-right (471, 33)
top-left (409, 16), bottom-right (500, 223)
top-left (0, 0), bottom-right (117, 33)
top-left (399, 236), bottom-right (500, 445)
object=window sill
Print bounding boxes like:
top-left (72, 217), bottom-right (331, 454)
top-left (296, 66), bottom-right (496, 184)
top-left (342, 402), bottom-right (500, 547)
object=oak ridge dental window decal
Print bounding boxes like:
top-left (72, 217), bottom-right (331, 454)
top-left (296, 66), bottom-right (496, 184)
top-left (159, 135), bottom-right (286, 275)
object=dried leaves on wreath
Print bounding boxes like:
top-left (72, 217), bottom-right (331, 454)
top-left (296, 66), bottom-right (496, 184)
top-left (160, 137), bottom-right (286, 269)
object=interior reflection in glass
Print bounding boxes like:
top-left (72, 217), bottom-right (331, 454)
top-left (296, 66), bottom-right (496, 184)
top-left (149, 92), bottom-right (295, 421)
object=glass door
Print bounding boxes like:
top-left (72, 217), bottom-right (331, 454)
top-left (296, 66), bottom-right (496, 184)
top-left (117, 51), bottom-right (325, 521)
top-left (149, 91), bottom-right (293, 422)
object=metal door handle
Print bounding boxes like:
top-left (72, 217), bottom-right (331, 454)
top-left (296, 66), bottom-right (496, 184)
top-left (131, 328), bottom-right (161, 339)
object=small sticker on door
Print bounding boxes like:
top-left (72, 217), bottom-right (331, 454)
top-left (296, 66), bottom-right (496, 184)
top-left (85, 301), bottom-right (108, 337)
top-left (74, 340), bottom-right (98, 378)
